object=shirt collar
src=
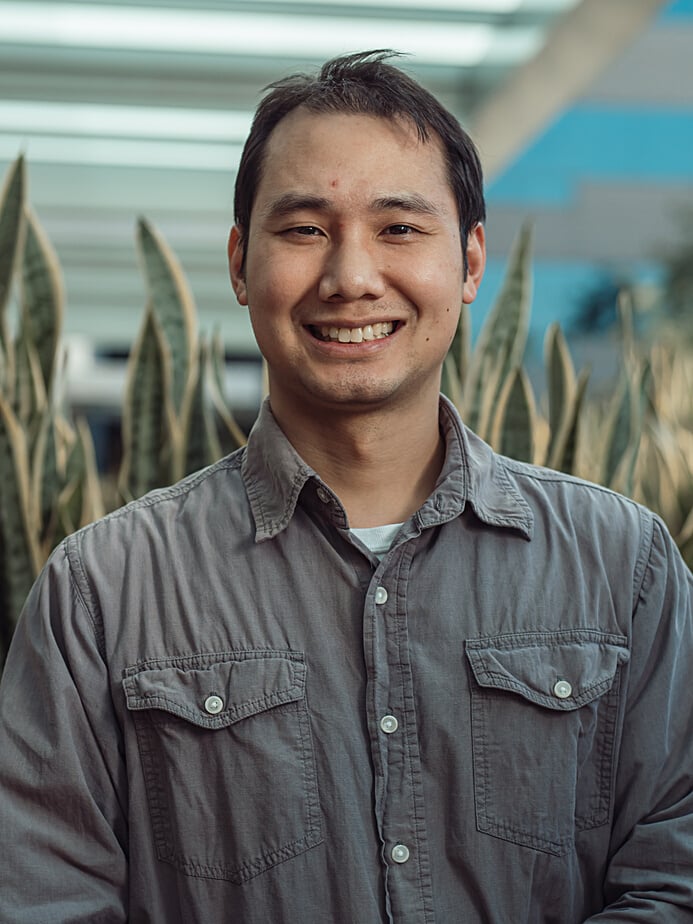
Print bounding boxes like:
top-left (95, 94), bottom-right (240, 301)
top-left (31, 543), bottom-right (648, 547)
top-left (241, 396), bottom-right (533, 542)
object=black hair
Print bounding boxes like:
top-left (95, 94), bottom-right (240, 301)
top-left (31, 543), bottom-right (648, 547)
top-left (234, 50), bottom-right (485, 266)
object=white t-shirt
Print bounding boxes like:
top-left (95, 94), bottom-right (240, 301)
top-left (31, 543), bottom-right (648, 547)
top-left (350, 523), bottom-right (404, 560)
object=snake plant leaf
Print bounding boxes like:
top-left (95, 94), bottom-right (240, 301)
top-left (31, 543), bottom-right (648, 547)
top-left (442, 353), bottom-right (464, 410)
top-left (677, 505), bottom-right (693, 570)
top-left (0, 395), bottom-right (41, 658)
top-left (136, 217), bottom-right (197, 416)
top-left (619, 359), bottom-right (653, 497)
top-left (13, 328), bottom-right (47, 454)
top-left (647, 425), bottom-right (685, 532)
top-left (544, 322), bottom-right (576, 466)
top-left (119, 304), bottom-right (179, 502)
top-left (180, 338), bottom-right (222, 478)
top-left (447, 302), bottom-right (472, 393)
top-left (443, 303), bottom-right (471, 411)
top-left (549, 366), bottom-right (590, 474)
top-left (31, 402), bottom-right (63, 549)
top-left (490, 366), bottom-right (536, 463)
top-left (463, 222), bottom-right (532, 439)
top-left (208, 333), bottom-right (247, 453)
top-left (53, 477), bottom-right (80, 550)
top-left (20, 206), bottom-right (64, 396)
top-left (602, 372), bottom-right (641, 492)
top-left (71, 416), bottom-right (105, 527)
top-left (0, 155), bottom-right (26, 396)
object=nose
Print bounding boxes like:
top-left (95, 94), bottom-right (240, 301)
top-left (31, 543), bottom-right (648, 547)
top-left (318, 236), bottom-right (386, 302)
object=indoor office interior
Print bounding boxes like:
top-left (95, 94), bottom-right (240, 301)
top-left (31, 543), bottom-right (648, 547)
top-left (0, 0), bottom-right (691, 558)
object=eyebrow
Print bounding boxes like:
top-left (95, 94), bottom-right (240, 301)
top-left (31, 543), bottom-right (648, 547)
top-left (261, 194), bottom-right (331, 220)
top-left (261, 191), bottom-right (442, 221)
top-left (370, 194), bottom-right (441, 217)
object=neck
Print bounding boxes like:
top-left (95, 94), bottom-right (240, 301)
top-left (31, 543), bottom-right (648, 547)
top-left (269, 393), bottom-right (445, 528)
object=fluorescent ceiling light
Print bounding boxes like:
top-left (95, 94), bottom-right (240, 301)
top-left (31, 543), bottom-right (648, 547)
top-left (0, 136), bottom-right (244, 171)
top-left (0, 2), bottom-right (542, 67)
top-left (254, 0), bottom-right (524, 10)
top-left (0, 101), bottom-right (252, 142)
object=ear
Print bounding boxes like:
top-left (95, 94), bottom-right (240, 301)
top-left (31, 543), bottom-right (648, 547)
top-left (462, 222), bottom-right (486, 305)
top-left (227, 225), bottom-right (248, 306)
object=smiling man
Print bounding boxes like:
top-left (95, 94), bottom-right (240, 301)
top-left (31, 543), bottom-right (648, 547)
top-left (1, 51), bottom-right (692, 924)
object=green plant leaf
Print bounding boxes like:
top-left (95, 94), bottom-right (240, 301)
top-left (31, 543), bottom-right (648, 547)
top-left (12, 329), bottom-right (47, 453)
top-left (0, 155), bottom-right (26, 398)
top-left (180, 338), bottom-right (222, 478)
top-left (550, 366), bottom-right (590, 474)
top-left (72, 417), bottom-right (105, 527)
top-left (20, 207), bottom-right (64, 396)
top-left (119, 304), bottom-right (178, 502)
top-left (209, 330), bottom-right (247, 452)
top-left (464, 222), bottom-right (532, 438)
top-left (136, 217), bottom-right (197, 416)
top-left (544, 322), bottom-right (576, 465)
top-left (31, 403), bottom-right (62, 549)
top-left (490, 366), bottom-right (536, 463)
top-left (0, 396), bottom-right (40, 661)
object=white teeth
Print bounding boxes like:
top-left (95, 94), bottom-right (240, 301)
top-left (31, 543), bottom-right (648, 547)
top-left (314, 321), bottom-right (394, 342)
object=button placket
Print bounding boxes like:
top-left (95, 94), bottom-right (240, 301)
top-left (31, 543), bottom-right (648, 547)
top-left (366, 549), bottom-right (433, 919)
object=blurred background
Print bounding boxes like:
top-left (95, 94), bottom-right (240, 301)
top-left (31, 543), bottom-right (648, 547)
top-left (1, 0), bottom-right (692, 438)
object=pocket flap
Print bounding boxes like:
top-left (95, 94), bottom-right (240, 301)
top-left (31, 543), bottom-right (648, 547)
top-left (466, 630), bottom-right (629, 710)
top-left (123, 651), bottom-right (305, 728)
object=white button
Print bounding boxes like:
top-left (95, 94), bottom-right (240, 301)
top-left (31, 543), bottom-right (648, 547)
top-left (553, 680), bottom-right (572, 699)
top-left (316, 487), bottom-right (330, 504)
top-left (375, 586), bottom-right (388, 605)
top-left (380, 715), bottom-right (399, 734)
top-left (204, 694), bottom-right (224, 715)
top-left (391, 844), bottom-right (410, 864)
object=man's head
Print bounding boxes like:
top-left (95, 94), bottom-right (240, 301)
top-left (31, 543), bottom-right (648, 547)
top-left (227, 51), bottom-right (487, 425)
top-left (233, 50), bottom-right (485, 266)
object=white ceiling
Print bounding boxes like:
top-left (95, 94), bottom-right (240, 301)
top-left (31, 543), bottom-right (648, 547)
top-left (1, 0), bottom-right (589, 356)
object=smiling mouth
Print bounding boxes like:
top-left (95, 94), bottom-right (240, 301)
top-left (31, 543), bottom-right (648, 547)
top-left (309, 321), bottom-right (397, 343)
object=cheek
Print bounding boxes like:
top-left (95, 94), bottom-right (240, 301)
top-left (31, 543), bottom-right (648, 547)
top-left (245, 249), bottom-right (315, 307)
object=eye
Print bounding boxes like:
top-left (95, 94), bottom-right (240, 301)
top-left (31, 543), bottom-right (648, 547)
top-left (385, 224), bottom-right (416, 236)
top-left (289, 225), bottom-right (324, 236)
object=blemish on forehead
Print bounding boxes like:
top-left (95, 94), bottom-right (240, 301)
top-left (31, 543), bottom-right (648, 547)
top-left (330, 178), bottom-right (339, 188)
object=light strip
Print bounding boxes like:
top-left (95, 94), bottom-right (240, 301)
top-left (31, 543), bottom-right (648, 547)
top-left (0, 101), bottom-right (252, 142)
top-left (0, 2), bottom-right (541, 67)
top-left (264, 0), bottom-right (577, 8)
top-left (0, 136), bottom-right (244, 171)
top-left (250, 0), bottom-right (524, 10)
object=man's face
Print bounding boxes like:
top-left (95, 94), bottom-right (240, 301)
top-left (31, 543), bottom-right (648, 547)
top-left (229, 108), bottom-right (485, 422)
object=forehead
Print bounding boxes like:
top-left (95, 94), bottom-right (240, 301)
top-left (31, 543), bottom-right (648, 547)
top-left (254, 108), bottom-right (452, 208)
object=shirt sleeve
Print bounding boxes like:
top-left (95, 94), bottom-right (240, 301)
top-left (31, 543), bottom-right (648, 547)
top-left (585, 515), bottom-right (693, 921)
top-left (0, 543), bottom-right (128, 924)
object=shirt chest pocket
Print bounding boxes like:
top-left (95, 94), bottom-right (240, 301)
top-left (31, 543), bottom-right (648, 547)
top-left (122, 651), bottom-right (323, 883)
top-left (465, 630), bottom-right (630, 857)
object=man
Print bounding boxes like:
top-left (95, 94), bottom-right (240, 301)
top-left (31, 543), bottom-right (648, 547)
top-left (0, 51), bottom-right (692, 923)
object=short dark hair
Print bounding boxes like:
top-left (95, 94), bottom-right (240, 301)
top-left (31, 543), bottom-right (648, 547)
top-left (233, 50), bottom-right (485, 259)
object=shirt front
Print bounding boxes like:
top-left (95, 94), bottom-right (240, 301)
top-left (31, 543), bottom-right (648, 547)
top-left (1, 397), bottom-right (692, 923)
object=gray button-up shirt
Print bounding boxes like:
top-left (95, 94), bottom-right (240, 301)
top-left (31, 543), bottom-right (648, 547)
top-left (1, 397), bottom-right (692, 923)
